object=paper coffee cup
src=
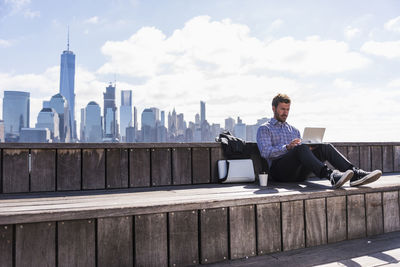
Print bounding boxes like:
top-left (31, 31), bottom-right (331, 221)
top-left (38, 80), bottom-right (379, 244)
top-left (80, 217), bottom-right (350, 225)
top-left (259, 173), bottom-right (268, 186)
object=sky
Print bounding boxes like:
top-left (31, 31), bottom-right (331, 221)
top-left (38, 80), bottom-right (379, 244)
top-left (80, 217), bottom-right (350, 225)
top-left (0, 0), bottom-right (400, 142)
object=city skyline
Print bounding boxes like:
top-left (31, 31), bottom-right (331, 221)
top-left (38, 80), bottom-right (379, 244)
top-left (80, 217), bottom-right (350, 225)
top-left (0, 1), bottom-right (399, 142)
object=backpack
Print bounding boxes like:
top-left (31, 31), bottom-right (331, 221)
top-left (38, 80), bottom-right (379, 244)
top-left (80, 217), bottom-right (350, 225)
top-left (216, 131), bottom-right (250, 159)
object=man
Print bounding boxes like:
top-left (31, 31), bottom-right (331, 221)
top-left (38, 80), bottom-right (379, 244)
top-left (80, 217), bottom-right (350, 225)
top-left (256, 93), bottom-right (382, 188)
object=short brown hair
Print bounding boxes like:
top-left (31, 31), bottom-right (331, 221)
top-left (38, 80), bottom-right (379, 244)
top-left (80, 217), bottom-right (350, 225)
top-left (272, 93), bottom-right (291, 108)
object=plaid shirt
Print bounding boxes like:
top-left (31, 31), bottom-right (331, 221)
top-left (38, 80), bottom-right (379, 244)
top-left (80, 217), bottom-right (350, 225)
top-left (256, 118), bottom-right (301, 167)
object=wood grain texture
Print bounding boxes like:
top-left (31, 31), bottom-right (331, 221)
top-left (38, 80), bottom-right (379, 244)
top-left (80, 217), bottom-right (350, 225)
top-left (129, 148), bottom-right (151, 187)
top-left (383, 191), bottom-right (400, 233)
top-left (305, 198), bottom-right (327, 247)
top-left (31, 149), bottom-right (56, 192)
top-left (257, 203), bottom-right (281, 255)
top-left (336, 146), bottom-right (348, 159)
top-left (97, 216), bottom-right (133, 267)
top-left (210, 147), bottom-right (225, 183)
top-left (229, 205), bottom-right (256, 259)
top-left (15, 222), bottom-right (56, 267)
top-left (383, 146), bottom-right (394, 173)
top-left (57, 149), bottom-right (81, 191)
top-left (172, 147), bottom-right (192, 185)
top-left (169, 210), bottom-right (199, 266)
top-left (2, 149), bottom-right (29, 193)
top-left (106, 149), bottom-right (129, 189)
top-left (151, 148), bottom-right (172, 186)
top-left (135, 213), bottom-right (168, 267)
top-left (360, 146), bottom-right (371, 171)
top-left (192, 148), bottom-right (211, 184)
top-left (58, 219), bottom-right (95, 267)
top-left (282, 200), bottom-right (305, 251)
top-left (200, 207), bottom-right (228, 264)
top-left (347, 146), bottom-right (360, 169)
top-left (0, 225), bottom-right (12, 267)
top-left (347, 194), bottom-right (366, 239)
top-left (371, 146), bottom-right (383, 171)
top-left (82, 149), bottom-right (105, 190)
top-left (365, 192), bottom-right (383, 236)
top-left (327, 196), bottom-right (347, 243)
top-left (394, 146), bottom-right (400, 172)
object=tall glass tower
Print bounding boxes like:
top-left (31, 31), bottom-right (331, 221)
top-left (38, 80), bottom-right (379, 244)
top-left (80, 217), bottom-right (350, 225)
top-left (103, 83), bottom-right (118, 140)
top-left (3, 91), bottom-right (30, 142)
top-left (120, 90), bottom-right (132, 142)
top-left (59, 34), bottom-right (76, 141)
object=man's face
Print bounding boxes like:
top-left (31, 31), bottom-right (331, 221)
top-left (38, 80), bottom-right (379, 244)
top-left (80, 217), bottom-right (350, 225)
top-left (272, 102), bottom-right (290, 122)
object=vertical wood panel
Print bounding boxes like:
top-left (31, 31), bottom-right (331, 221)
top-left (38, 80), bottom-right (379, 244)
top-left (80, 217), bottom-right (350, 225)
top-left (365, 192), bottom-right (383, 236)
top-left (106, 148), bottom-right (129, 189)
top-left (2, 149), bottom-right (29, 193)
top-left (210, 147), bottom-right (225, 183)
top-left (347, 146), bottom-right (360, 169)
top-left (230, 205), bottom-right (256, 259)
top-left (130, 148), bottom-right (151, 187)
top-left (192, 148), bottom-right (211, 184)
top-left (282, 200), bottom-right (305, 251)
top-left (135, 213), bottom-right (168, 267)
top-left (31, 149), bottom-right (56, 192)
top-left (82, 149), bottom-right (105, 190)
top-left (172, 148), bottom-right (192, 185)
top-left (383, 146), bottom-right (394, 173)
top-left (58, 219), bottom-right (95, 267)
top-left (360, 146), bottom-right (371, 171)
top-left (327, 196), bottom-right (347, 243)
top-left (383, 191), bottom-right (400, 233)
top-left (394, 146), bottom-right (400, 172)
top-left (0, 225), bottom-right (13, 267)
top-left (371, 146), bottom-right (383, 171)
top-left (97, 216), bottom-right (133, 267)
top-left (257, 203), bottom-right (281, 254)
top-left (200, 208), bottom-right (228, 264)
top-left (305, 198), bottom-right (327, 247)
top-left (249, 143), bottom-right (263, 177)
top-left (16, 222), bottom-right (56, 267)
top-left (347, 194), bottom-right (366, 239)
top-left (151, 148), bottom-right (172, 186)
top-left (336, 146), bottom-right (348, 159)
top-left (169, 210), bottom-right (199, 266)
top-left (57, 149), bottom-right (81, 191)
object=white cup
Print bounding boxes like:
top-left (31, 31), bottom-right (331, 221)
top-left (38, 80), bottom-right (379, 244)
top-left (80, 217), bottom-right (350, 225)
top-left (259, 173), bottom-right (268, 187)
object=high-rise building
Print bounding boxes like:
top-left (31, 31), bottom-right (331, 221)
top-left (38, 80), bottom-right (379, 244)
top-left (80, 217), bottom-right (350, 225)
top-left (0, 120), bottom-right (4, 142)
top-left (234, 117), bottom-right (246, 140)
top-left (85, 101), bottom-right (102, 142)
top-left (35, 108), bottom-right (60, 142)
top-left (200, 101), bottom-right (206, 124)
top-left (49, 93), bottom-right (71, 142)
top-left (103, 83), bottom-right (118, 141)
top-left (20, 128), bottom-right (50, 143)
top-left (120, 90), bottom-right (133, 142)
top-left (3, 91), bottom-right (30, 142)
top-left (141, 108), bottom-right (156, 142)
top-left (59, 35), bottom-right (76, 140)
top-left (80, 108), bottom-right (85, 141)
top-left (225, 117), bottom-right (235, 133)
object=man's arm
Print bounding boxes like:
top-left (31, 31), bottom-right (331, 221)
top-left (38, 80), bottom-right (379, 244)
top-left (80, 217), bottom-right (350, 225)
top-left (256, 126), bottom-right (288, 160)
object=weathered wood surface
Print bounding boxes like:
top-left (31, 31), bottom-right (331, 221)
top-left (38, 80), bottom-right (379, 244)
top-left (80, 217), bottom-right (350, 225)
top-left (82, 149), bottom-right (105, 190)
top-left (192, 147), bottom-right (211, 184)
top-left (57, 149), bottom-right (81, 191)
top-left (327, 196), bottom-right (347, 243)
top-left (336, 146), bottom-right (348, 159)
top-left (106, 148), bottom-right (129, 189)
top-left (347, 146), bottom-right (360, 169)
top-left (383, 146), bottom-right (394, 173)
top-left (172, 147), bottom-right (192, 185)
top-left (31, 149), bottom-right (56, 192)
top-left (130, 148), bottom-right (151, 187)
top-left (395, 146), bottom-right (400, 172)
top-left (229, 205), bottom-right (256, 259)
top-left (0, 225), bottom-right (12, 267)
top-left (347, 194), bottom-right (366, 239)
top-left (2, 149), bottom-right (29, 193)
top-left (305, 198), bottom-right (327, 247)
top-left (282, 200), bottom-right (305, 251)
top-left (371, 146), bottom-right (383, 172)
top-left (383, 191), bottom-right (400, 233)
top-left (210, 147), bottom-right (225, 183)
top-left (365, 192), bottom-right (383, 236)
top-left (257, 202), bottom-right (281, 254)
top-left (151, 148), bottom-right (172, 186)
top-left (360, 146), bottom-right (371, 171)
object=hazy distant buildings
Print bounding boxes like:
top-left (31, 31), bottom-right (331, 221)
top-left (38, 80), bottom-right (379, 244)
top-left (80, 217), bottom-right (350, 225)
top-left (141, 108), bottom-right (156, 142)
top-left (234, 117), bottom-right (246, 140)
top-left (84, 101), bottom-right (102, 142)
top-left (120, 90), bottom-right (132, 142)
top-left (35, 108), bottom-right (60, 141)
top-left (224, 117), bottom-right (235, 133)
top-left (0, 120), bottom-right (4, 142)
top-left (103, 83), bottom-right (118, 141)
top-left (20, 128), bottom-right (50, 143)
top-left (48, 93), bottom-right (71, 142)
top-left (200, 101), bottom-right (206, 124)
top-left (3, 91), bottom-right (30, 142)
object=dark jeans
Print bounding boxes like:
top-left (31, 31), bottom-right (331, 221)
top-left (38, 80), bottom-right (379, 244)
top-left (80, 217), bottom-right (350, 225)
top-left (269, 143), bottom-right (353, 182)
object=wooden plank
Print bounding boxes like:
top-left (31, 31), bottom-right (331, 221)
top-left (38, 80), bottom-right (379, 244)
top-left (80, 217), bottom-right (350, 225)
top-left (359, 146), bottom-right (371, 171)
top-left (336, 146), bottom-right (348, 159)
top-left (327, 196), bottom-right (347, 243)
top-left (282, 200), bottom-right (305, 251)
top-left (305, 198), bottom-right (327, 247)
top-left (200, 207), bottom-right (228, 264)
top-left (210, 147), bottom-right (225, 183)
top-left (371, 146), bottom-right (383, 171)
top-left (365, 192), bottom-right (383, 236)
top-left (172, 147), bottom-right (192, 185)
top-left (347, 194), bottom-right (366, 239)
top-left (394, 146), bottom-right (400, 172)
top-left (229, 205), bottom-right (256, 259)
top-left (169, 210), bottom-right (199, 266)
top-left (249, 143), bottom-right (263, 177)
top-left (257, 203), bottom-right (281, 254)
top-left (82, 149), bottom-right (105, 190)
top-left (151, 148), bottom-right (172, 186)
top-left (192, 147), bottom-right (211, 184)
top-left (106, 148), bottom-right (129, 189)
top-left (383, 146), bottom-right (394, 173)
top-left (135, 213), bottom-right (168, 267)
top-left (347, 146), bottom-right (360, 169)
top-left (383, 191), bottom-right (400, 233)
top-left (97, 216), bottom-right (133, 267)
top-left (16, 222), bottom-right (56, 267)
top-left (57, 149), bottom-right (81, 191)
top-left (2, 149), bottom-right (29, 193)
top-left (0, 225), bottom-right (12, 267)
top-left (31, 149), bottom-right (56, 192)
top-left (129, 148), bottom-right (151, 187)
top-left (58, 219), bottom-right (95, 267)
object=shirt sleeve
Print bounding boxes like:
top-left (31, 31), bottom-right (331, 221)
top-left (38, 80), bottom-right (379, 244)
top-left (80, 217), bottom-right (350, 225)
top-left (256, 126), bottom-right (288, 160)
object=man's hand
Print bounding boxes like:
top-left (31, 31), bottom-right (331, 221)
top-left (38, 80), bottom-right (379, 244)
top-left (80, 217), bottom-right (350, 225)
top-left (286, 138), bottom-right (301, 150)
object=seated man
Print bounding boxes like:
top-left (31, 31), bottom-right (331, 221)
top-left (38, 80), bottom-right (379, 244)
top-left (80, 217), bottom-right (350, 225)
top-left (256, 93), bottom-right (382, 188)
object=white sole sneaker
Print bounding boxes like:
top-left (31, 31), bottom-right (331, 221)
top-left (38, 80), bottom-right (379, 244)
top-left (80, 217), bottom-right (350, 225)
top-left (331, 170), bottom-right (354, 189)
top-left (350, 170), bottom-right (382, 187)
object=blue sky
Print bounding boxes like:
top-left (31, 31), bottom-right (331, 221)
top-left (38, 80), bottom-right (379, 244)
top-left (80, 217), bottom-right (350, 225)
top-left (0, 0), bottom-right (400, 141)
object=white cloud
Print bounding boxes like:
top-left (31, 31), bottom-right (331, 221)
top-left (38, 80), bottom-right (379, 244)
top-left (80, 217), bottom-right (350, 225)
top-left (23, 9), bottom-right (40, 18)
top-left (84, 16), bottom-right (99, 24)
top-left (4, 0), bottom-right (39, 18)
top-left (388, 79), bottom-right (400, 87)
top-left (268, 19), bottom-right (284, 32)
top-left (345, 26), bottom-right (361, 39)
top-left (0, 39), bottom-right (12, 47)
top-left (333, 78), bottom-right (353, 89)
top-left (384, 16), bottom-right (400, 33)
top-left (361, 40), bottom-right (400, 59)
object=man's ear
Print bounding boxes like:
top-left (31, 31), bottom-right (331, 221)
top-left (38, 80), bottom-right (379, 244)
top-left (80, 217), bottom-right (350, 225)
top-left (272, 106), bottom-right (276, 113)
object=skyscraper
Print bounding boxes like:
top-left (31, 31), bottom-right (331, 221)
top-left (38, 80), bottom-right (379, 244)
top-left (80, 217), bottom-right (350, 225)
top-left (3, 91), bottom-right (30, 142)
top-left (103, 83), bottom-right (118, 141)
top-left (141, 108), bottom-right (156, 142)
top-left (49, 93), bottom-right (71, 142)
top-left (85, 101), bottom-right (102, 142)
top-left (59, 34), bottom-right (76, 140)
top-left (120, 90), bottom-right (133, 142)
top-left (35, 108), bottom-right (60, 142)
top-left (200, 101), bottom-right (206, 124)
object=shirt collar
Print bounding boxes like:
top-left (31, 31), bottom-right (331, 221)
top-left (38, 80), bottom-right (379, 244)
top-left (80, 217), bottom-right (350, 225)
top-left (270, 117), bottom-right (287, 126)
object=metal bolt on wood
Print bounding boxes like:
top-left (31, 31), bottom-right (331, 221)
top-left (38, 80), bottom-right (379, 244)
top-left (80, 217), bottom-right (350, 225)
top-left (61, 222), bottom-right (64, 225)
top-left (20, 225), bottom-right (23, 229)
top-left (4, 226), bottom-right (7, 229)
top-left (205, 259), bottom-right (208, 262)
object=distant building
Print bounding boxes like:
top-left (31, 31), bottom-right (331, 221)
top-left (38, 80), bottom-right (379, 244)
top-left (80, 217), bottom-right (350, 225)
top-left (48, 93), bottom-right (71, 142)
top-left (141, 108), bottom-right (156, 142)
top-left (234, 117), bottom-right (246, 140)
top-left (3, 91), bottom-right (30, 142)
top-left (120, 90), bottom-right (133, 142)
top-left (126, 126), bottom-right (135, 142)
top-left (211, 123), bottom-right (221, 140)
top-left (80, 108), bottom-right (85, 141)
top-left (224, 117), bottom-right (235, 133)
top-left (20, 128), bottom-right (50, 143)
top-left (103, 83), bottom-right (118, 141)
top-left (85, 101), bottom-right (102, 142)
top-left (35, 108), bottom-right (60, 142)
top-left (200, 101), bottom-right (206, 124)
top-left (0, 120), bottom-right (4, 142)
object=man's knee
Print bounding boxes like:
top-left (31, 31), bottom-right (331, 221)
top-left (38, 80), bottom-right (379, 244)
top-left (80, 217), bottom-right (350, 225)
top-left (293, 144), bottom-right (310, 154)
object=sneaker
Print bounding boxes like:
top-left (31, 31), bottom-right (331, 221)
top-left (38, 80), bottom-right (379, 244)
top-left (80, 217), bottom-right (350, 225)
top-left (350, 169), bottom-right (382, 187)
top-left (330, 170), bottom-right (354, 189)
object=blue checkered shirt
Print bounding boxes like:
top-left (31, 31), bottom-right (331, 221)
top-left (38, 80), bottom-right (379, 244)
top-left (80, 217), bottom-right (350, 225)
top-left (257, 118), bottom-right (301, 167)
